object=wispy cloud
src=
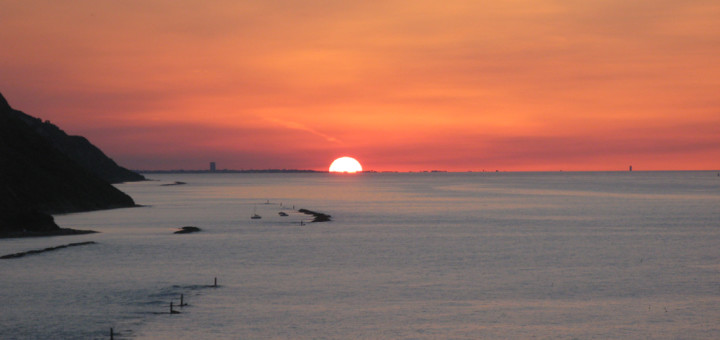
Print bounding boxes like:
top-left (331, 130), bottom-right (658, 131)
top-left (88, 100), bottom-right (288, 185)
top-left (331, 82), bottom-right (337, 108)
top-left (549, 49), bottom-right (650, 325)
top-left (262, 117), bottom-right (341, 143)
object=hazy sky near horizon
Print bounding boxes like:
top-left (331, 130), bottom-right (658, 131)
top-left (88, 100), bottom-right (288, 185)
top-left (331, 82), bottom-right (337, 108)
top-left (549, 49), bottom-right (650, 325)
top-left (2, 1), bottom-right (719, 171)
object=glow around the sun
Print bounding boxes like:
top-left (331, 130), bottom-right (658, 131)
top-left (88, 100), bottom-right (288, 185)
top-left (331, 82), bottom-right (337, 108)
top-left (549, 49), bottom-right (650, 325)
top-left (329, 157), bottom-right (363, 173)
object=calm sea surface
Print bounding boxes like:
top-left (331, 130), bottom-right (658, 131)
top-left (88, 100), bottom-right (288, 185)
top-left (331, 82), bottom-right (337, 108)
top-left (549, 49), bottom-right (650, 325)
top-left (2, 171), bottom-right (720, 339)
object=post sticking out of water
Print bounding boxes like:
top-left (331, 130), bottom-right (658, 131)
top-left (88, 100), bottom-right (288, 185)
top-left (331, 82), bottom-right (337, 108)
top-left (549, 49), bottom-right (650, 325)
top-left (170, 301), bottom-right (181, 314)
top-left (110, 327), bottom-right (114, 340)
top-left (180, 294), bottom-right (184, 307)
top-left (629, 165), bottom-right (633, 172)
top-left (214, 277), bottom-right (217, 287)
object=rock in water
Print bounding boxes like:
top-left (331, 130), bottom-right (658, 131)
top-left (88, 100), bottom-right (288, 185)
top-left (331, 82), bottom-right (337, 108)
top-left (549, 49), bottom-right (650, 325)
top-left (174, 226), bottom-right (202, 234)
top-left (297, 208), bottom-right (332, 222)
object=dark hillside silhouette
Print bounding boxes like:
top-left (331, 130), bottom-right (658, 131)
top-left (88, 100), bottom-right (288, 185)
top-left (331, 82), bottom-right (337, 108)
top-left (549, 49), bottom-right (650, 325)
top-left (0, 92), bottom-right (137, 236)
top-left (0, 94), bottom-right (144, 183)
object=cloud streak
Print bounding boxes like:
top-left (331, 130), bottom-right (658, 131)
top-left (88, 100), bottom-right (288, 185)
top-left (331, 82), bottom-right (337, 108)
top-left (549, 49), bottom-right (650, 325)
top-left (262, 117), bottom-right (341, 143)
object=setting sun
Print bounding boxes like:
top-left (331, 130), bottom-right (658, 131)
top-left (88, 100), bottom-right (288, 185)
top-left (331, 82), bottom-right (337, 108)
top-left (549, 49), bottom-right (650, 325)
top-left (329, 157), bottom-right (363, 173)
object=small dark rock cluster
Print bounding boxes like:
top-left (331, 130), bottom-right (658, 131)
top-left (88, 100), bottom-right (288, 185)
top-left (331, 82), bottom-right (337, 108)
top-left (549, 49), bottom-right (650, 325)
top-left (298, 209), bottom-right (332, 222)
top-left (161, 181), bottom-right (187, 186)
top-left (174, 226), bottom-right (202, 234)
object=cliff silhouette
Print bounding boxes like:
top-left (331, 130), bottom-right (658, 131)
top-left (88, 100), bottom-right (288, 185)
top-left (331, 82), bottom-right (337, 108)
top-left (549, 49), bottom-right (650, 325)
top-left (0, 94), bottom-right (144, 183)
top-left (0, 92), bottom-right (139, 236)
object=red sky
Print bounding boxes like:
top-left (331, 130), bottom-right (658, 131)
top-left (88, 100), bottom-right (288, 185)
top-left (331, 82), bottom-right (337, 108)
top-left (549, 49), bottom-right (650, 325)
top-left (2, 1), bottom-right (719, 171)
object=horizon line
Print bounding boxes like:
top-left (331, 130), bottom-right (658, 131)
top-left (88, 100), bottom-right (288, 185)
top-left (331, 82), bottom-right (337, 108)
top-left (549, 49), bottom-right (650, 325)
top-left (134, 169), bottom-right (720, 174)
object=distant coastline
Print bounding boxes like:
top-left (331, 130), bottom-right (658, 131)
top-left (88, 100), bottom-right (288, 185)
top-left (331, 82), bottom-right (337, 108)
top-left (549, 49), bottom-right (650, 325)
top-left (136, 169), bottom-right (450, 174)
top-left (138, 169), bottom-right (452, 174)
top-left (138, 169), bottom-right (325, 174)
top-left (136, 169), bottom-right (719, 174)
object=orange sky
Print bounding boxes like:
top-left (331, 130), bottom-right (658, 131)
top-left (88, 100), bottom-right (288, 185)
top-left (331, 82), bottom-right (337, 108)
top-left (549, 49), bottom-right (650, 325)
top-left (2, 1), bottom-right (719, 171)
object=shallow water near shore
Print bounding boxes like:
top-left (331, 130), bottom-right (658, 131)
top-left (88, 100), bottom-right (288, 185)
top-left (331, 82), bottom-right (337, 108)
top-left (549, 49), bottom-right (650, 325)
top-left (2, 171), bottom-right (720, 339)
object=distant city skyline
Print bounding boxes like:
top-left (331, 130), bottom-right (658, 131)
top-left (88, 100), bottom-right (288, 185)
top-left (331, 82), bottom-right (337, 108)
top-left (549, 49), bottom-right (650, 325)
top-left (2, 1), bottom-right (719, 171)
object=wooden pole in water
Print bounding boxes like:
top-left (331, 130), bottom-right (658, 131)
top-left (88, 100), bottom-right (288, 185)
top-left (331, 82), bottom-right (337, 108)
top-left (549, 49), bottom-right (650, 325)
top-left (110, 327), bottom-right (114, 340)
top-left (180, 294), bottom-right (184, 307)
top-left (170, 301), bottom-right (173, 314)
top-left (214, 277), bottom-right (218, 287)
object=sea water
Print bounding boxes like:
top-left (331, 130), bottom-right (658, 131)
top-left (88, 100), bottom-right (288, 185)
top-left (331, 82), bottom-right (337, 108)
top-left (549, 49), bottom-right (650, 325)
top-left (1, 171), bottom-right (720, 339)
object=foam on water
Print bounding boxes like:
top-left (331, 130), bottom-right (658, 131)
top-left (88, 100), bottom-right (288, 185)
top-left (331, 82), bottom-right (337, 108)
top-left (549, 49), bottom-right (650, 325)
top-left (2, 171), bottom-right (719, 339)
